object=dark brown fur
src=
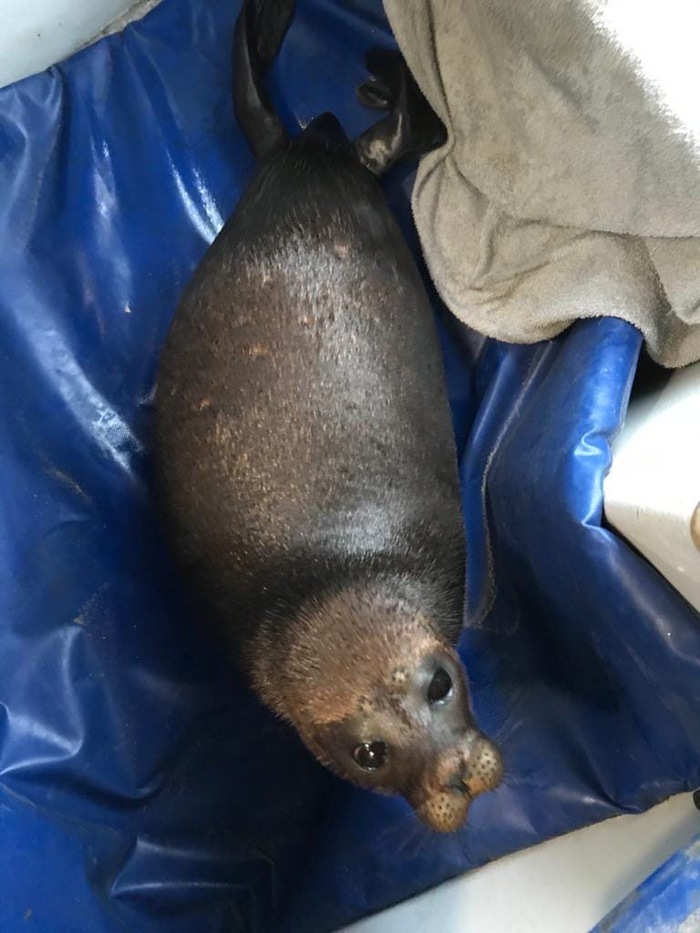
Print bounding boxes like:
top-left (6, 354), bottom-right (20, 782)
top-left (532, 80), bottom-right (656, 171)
top-left (152, 0), bottom-right (502, 831)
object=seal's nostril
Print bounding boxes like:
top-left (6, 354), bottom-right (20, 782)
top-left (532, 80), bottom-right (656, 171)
top-left (440, 733), bottom-right (504, 799)
top-left (445, 770), bottom-right (472, 796)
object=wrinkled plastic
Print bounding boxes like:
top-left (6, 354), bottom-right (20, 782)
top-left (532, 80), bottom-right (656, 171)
top-left (0, 1), bottom-right (698, 931)
top-left (593, 835), bottom-right (700, 932)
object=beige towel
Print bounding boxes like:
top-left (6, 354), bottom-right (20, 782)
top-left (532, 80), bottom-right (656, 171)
top-left (383, 0), bottom-right (700, 368)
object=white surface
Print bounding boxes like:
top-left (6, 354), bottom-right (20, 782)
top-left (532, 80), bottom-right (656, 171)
top-left (0, 0), bottom-right (160, 89)
top-left (604, 361), bottom-right (700, 613)
top-left (342, 793), bottom-right (700, 933)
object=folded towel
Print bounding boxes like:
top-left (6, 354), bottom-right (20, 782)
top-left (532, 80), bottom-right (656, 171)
top-left (383, 0), bottom-right (700, 367)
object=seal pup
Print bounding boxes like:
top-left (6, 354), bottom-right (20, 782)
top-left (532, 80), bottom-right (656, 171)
top-left (153, 0), bottom-right (503, 832)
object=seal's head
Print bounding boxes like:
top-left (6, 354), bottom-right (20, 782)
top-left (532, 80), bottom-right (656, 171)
top-left (250, 578), bottom-right (503, 832)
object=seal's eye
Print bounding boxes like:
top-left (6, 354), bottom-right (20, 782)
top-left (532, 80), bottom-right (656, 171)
top-left (427, 668), bottom-right (453, 704)
top-left (353, 741), bottom-right (387, 771)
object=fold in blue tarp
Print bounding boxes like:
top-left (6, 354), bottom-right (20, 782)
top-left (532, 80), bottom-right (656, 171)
top-left (1, 1), bottom-right (699, 930)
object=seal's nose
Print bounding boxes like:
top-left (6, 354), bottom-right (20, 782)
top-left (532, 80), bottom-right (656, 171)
top-left (445, 770), bottom-right (472, 794)
top-left (408, 732), bottom-right (504, 832)
top-left (441, 734), bottom-right (503, 796)
top-left (456, 734), bottom-right (503, 795)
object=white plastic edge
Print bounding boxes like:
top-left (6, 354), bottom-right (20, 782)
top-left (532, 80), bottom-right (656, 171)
top-left (604, 361), bottom-right (700, 614)
top-left (0, 0), bottom-right (161, 90)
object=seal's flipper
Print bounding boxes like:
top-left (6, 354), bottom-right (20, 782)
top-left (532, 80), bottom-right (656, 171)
top-left (232, 0), bottom-right (295, 159)
top-left (356, 47), bottom-right (404, 111)
top-left (254, 0), bottom-right (296, 67)
top-left (354, 47), bottom-right (447, 176)
top-left (356, 75), bottom-right (394, 111)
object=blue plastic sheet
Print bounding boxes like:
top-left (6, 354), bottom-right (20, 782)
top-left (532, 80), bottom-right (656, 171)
top-left (1, 1), bottom-right (699, 931)
top-left (593, 835), bottom-right (700, 932)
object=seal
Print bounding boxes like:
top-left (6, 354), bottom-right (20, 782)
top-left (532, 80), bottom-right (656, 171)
top-left (153, 0), bottom-right (503, 832)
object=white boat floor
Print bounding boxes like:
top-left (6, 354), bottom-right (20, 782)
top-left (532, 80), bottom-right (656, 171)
top-left (342, 793), bottom-right (700, 933)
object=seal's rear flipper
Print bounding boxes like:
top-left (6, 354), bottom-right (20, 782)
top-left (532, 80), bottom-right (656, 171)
top-left (253, 0), bottom-right (296, 67)
top-left (233, 0), bottom-right (295, 159)
top-left (354, 48), bottom-right (447, 176)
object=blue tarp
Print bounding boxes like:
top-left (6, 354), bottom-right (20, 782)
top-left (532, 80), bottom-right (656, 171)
top-left (1, 1), bottom-right (699, 930)
top-left (594, 834), bottom-right (700, 932)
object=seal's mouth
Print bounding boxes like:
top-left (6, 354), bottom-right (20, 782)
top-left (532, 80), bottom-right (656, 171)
top-left (414, 785), bottom-right (474, 833)
top-left (448, 778), bottom-right (474, 799)
top-left (413, 738), bottom-right (504, 832)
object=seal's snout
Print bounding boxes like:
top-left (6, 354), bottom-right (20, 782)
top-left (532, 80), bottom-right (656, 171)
top-left (453, 734), bottom-right (504, 798)
top-left (416, 734), bottom-right (504, 833)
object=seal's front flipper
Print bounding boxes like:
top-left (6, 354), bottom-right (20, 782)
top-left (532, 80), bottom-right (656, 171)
top-left (354, 48), bottom-right (447, 176)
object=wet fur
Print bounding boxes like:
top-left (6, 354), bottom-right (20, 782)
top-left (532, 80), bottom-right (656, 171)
top-left (154, 140), bottom-right (466, 660)
top-left (152, 0), bottom-right (502, 830)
